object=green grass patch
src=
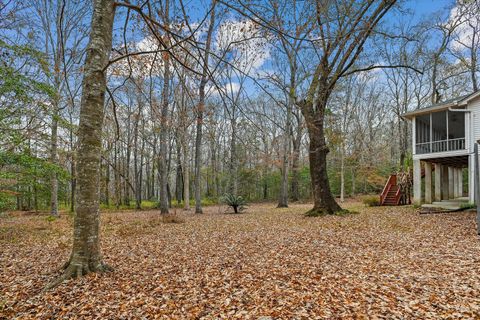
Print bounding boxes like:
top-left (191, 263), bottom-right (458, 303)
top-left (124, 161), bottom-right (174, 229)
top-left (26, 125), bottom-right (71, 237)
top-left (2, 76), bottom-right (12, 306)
top-left (460, 203), bottom-right (476, 210)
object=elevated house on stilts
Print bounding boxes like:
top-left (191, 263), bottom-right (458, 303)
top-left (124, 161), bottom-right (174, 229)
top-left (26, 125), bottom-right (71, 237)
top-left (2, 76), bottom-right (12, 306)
top-left (383, 90), bottom-right (480, 210)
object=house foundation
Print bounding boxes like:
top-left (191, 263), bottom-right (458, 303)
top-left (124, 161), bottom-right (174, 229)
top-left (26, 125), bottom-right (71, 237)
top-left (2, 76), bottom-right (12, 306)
top-left (412, 156), bottom-right (469, 206)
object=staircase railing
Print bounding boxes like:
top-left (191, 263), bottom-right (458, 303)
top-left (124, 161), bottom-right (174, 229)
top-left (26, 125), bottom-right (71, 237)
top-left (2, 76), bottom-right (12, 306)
top-left (380, 174), bottom-right (396, 205)
top-left (394, 186), bottom-right (402, 205)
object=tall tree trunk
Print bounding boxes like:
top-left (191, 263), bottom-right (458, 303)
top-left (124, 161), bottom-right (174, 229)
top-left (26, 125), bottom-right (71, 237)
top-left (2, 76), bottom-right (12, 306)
top-left (145, 157), bottom-right (150, 200)
top-left (158, 69), bottom-right (170, 213)
top-left (150, 140), bottom-right (157, 200)
top-left (194, 2), bottom-right (216, 214)
top-left (340, 141), bottom-right (345, 203)
top-left (182, 139), bottom-right (190, 210)
top-left (70, 154), bottom-right (76, 212)
top-left (210, 138), bottom-right (218, 198)
top-left (69, 112), bottom-right (76, 213)
top-left (178, 96), bottom-right (191, 210)
top-left (114, 140), bottom-right (120, 209)
top-left (157, 0), bottom-right (171, 214)
top-left (175, 137), bottom-right (183, 203)
top-left (105, 153), bottom-right (110, 207)
top-left (166, 136), bottom-right (173, 208)
top-left (307, 126), bottom-right (341, 214)
top-left (301, 93), bottom-right (342, 215)
top-left (48, 1), bottom-right (65, 217)
top-left (398, 118), bottom-right (404, 168)
top-left (471, 36), bottom-right (478, 91)
top-left (137, 128), bottom-right (145, 209)
top-left (229, 115), bottom-right (238, 196)
top-left (50, 110), bottom-right (59, 216)
top-left (290, 124), bottom-right (301, 202)
top-left (124, 122), bottom-right (131, 206)
top-left (431, 56), bottom-right (441, 104)
top-left (278, 67), bottom-right (296, 207)
top-left (133, 111), bottom-right (141, 210)
top-left (48, 0), bottom-right (115, 288)
top-left (277, 103), bottom-right (292, 207)
top-left (351, 166), bottom-right (356, 197)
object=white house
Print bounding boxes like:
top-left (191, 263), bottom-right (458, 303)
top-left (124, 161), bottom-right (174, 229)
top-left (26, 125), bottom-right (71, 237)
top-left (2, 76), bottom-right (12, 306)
top-left (402, 90), bottom-right (480, 205)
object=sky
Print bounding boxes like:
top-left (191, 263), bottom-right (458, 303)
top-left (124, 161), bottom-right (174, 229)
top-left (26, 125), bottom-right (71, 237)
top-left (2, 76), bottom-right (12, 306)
top-left (405, 0), bottom-right (453, 20)
top-left (6, 0), bottom-right (458, 101)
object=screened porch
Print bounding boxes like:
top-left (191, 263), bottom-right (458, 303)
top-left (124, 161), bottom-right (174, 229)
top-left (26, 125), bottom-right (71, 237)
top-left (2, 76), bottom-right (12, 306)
top-left (415, 110), bottom-right (466, 154)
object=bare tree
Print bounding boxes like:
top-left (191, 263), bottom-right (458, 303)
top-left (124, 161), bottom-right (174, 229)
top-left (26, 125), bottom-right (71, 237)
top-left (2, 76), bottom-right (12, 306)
top-left (450, 1), bottom-right (480, 92)
top-left (194, 1), bottom-right (217, 214)
top-left (297, 0), bottom-right (397, 215)
top-left (28, 0), bottom-right (88, 216)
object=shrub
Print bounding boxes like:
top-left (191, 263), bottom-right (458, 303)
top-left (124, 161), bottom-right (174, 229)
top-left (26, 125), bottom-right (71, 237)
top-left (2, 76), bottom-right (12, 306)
top-left (45, 215), bottom-right (57, 222)
top-left (171, 198), bottom-right (218, 208)
top-left (0, 190), bottom-right (16, 214)
top-left (221, 194), bottom-right (247, 213)
top-left (362, 196), bottom-right (380, 207)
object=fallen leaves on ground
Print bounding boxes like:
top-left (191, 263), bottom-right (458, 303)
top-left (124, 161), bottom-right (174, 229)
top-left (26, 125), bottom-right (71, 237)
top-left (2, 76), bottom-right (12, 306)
top-left (1, 201), bottom-right (480, 319)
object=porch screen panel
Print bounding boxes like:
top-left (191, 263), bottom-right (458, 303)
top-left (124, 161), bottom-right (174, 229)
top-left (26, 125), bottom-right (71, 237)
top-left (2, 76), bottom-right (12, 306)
top-left (431, 110), bottom-right (447, 152)
top-left (415, 114), bottom-right (430, 153)
top-left (448, 111), bottom-right (465, 150)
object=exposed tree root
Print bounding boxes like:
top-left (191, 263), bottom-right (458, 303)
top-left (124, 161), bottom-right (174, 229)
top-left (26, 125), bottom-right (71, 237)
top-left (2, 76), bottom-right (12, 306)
top-left (305, 208), bottom-right (330, 217)
top-left (305, 207), bottom-right (351, 217)
top-left (277, 203), bottom-right (288, 208)
top-left (45, 261), bottom-right (113, 290)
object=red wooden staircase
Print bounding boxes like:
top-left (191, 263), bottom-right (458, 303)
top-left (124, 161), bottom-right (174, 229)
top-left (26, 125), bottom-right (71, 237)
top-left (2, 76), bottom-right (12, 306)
top-left (380, 175), bottom-right (401, 205)
top-left (380, 171), bottom-right (413, 206)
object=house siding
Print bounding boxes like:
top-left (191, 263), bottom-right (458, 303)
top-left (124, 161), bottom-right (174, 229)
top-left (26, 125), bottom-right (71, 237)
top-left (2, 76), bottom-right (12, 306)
top-left (470, 100), bottom-right (480, 143)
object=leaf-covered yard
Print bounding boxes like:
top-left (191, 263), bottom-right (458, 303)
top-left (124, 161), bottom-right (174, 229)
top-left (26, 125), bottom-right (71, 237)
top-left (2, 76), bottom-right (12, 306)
top-left (1, 202), bottom-right (480, 319)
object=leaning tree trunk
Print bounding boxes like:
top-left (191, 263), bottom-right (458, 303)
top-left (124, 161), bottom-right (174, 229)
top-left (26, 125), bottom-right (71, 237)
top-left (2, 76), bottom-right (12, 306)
top-left (47, 0), bottom-right (115, 288)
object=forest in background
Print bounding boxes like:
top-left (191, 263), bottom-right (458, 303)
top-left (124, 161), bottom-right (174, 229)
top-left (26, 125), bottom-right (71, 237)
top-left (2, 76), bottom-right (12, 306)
top-left (1, 0), bottom-right (479, 215)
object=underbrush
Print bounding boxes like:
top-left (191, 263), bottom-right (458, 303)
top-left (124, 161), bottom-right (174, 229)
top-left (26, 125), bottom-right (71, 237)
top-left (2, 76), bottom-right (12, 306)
top-left (171, 198), bottom-right (218, 208)
top-left (362, 196), bottom-right (381, 207)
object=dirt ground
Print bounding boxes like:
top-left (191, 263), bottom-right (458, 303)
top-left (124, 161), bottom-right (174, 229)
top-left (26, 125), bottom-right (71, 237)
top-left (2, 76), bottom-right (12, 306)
top-left (1, 201), bottom-right (480, 319)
